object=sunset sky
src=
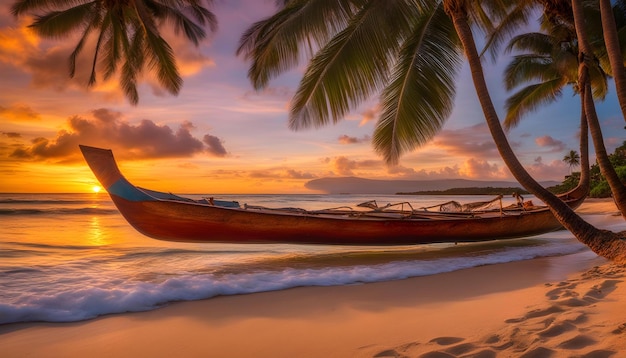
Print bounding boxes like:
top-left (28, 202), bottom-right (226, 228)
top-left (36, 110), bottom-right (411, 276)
top-left (1, 0), bottom-right (624, 194)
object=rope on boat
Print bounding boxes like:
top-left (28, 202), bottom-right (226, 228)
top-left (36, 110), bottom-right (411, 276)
top-left (239, 195), bottom-right (524, 220)
top-left (419, 195), bottom-right (504, 213)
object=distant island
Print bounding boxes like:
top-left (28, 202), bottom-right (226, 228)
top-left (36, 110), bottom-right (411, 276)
top-left (397, 187), bottom-right (530, 196)
top-left (305, 177), bottom-right (558, 195)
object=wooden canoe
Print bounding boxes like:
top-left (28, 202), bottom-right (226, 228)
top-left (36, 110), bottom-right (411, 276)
top-left (79, 145), bottom-right (586, 245)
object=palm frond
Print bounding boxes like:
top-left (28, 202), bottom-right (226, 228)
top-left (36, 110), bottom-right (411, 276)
top-left (69, 11), bottom-right (101, 78)
top-left (150, 1), bottom-right (212, 46)
top-left (505, 32), bottom-right (554, 56)
top-left (480, 1), bottom-right (538, 61)
top-left (119, 28), bottom-right (144, 105)
top-left (288, 0), bottom-right (418, 131)
top-left (132, 0), bottom-right (181, 95)
top-left (185, 1), bottom-right (218, 31)
top-left (11, 0), bottom-right (86, 16)
top-left (237, 0), bottom-right (359, 90)
top-left (100, 14), bottom-right (128, 80)
top-left (587, 57), bottom-right (609, 99)
top-left (504, 78), bottom-right (566, 129)
top-left (373, 3), bottom-right (461, 164)
top-left (28, 2), bottom-right (97, 39)
top-left (503, 54), bottom-right (560, 90)
top-left (88, 16), bottom-right (110, 87)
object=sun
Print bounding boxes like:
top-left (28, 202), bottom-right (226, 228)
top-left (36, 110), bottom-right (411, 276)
top-left (92, 185), bottom-right (102, 193)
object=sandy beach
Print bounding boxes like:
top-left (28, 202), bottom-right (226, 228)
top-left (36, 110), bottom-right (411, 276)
top-left (1, 199), bottom-right (624, 358)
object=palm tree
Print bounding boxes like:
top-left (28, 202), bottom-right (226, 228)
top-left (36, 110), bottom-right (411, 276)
top-left (491, 0), bottom-right (626, 218)
top-left (239, 0), bottom-right (626, 261)
top-left (570, 0), bottom-right (626, 218)
top-left (563, 150), bottom-right (581, 174)
top-left (502, 15), bottom-right (609, 129)
top-left (445, 0), bottom-right (625, 259)
top-left (11, 0), bottom-right (217, 105)
top-left (499, 12), bottom-right (611, 199)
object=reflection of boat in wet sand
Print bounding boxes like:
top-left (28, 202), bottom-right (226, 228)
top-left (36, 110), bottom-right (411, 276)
top-left (80, 145), bottom-right (586, 245)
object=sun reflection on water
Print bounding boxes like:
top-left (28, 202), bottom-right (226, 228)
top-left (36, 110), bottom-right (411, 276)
top-left (88, 216), bottom-right (107, 246)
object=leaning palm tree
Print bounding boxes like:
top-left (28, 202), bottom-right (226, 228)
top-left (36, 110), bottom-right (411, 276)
top-left (492, 0), bottom-right (626, 219)
top-left (563, 150), bottom-right (581, 174)
top-left (445, 0), bottom-right (625, 259)
top-left (571, 0), bottom-right (626, 218)
top-left (239, 0), bottom-right (626, 261)
top-left (11, 0), bottom-right (217, 105)
top-left (500, 13), bottom-right (610, 198)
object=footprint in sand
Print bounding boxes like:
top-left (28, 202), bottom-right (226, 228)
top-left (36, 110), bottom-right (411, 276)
top-left (545, 281), bottom-right (580, 300)
top-left (557, 334), bottom-right (597, 350)
top-left (373, 349), bottom-right (401, 357)
top-left (372, 342), bottom-right (420, 357)
top-left (611, 323), bottom-right (626, 334)
top-left (538, 321), bottom-right (576, 338)
top-left (557, 297), bottom-right (593, 307)
top-left (518, 346), bottom-right (555, 358)
top-left (578, 349), bottom-right (618, 358)
top-left (428, 336), bottom-right (465, 346)
top-left (418, 352), bottom-right (455, 358)
top-left (584, 279), bottom-right (622, 300)
top-left (560, 311), bottom-right (588, 325)
top-left (443, 342), bottom-right (476, 355)
top-left (505, 305), bottom-right (564, 323)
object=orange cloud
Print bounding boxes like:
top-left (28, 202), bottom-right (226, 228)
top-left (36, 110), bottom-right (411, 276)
top-left (0, 103), bottom-right (40, 121)
top-left (248, 168), bottom-right (316, 180)
top-left (431, 123), bottom-right (501, 158)
top-left (460, 158), bottom-right (509, 179)
top-left (7, 108), bottom-right (228, 161)
top-left (358, 105), bottom-right (380, 126)
top-left (338, 134), bottom-right (370, 144)
top-left (331, 156), bottom-right (382, 176)
top-left (526, 156), bottom-right (568, 180)
top-left (535, 135), bottom-right (566, 152)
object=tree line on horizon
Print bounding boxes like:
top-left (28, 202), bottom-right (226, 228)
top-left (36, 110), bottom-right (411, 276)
top-left (555, 141), bottom-right (626, 198)
top-left (10, 0), bottom-right (626, 262)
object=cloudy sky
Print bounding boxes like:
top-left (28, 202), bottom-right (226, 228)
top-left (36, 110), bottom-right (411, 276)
top-left (1, 0), bottom-right (624, 194)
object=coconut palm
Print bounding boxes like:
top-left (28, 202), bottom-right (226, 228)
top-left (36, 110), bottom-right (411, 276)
top-left (571, 0), bottom-right (626, 218)
top-left (445, 0), bottom-right (625, 258)
top-left (494, 0), bottom-right (626, 218)
top-left (499, 12), bottom-right (610, 198)
top-left (563, 150), bottom-right (581, 174)
top-left (502, 15), bottom-right (609, 129)
top-left (239, 0), bottom-right (626, 261)
top-left (11, 0), bottom-right (217, 105)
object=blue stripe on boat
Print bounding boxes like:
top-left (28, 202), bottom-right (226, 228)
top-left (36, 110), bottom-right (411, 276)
top-left (108, 178), bottom-right (156, 201)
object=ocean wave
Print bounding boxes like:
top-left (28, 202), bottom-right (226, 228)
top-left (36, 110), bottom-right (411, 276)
top-left (0, 199), bottom-right (101, 205)
top-left (0, 208), bottom-right (118, 216)
top-left (0, 237), bottom-right (588, 325)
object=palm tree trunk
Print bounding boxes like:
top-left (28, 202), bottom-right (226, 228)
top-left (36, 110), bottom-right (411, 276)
top-left (578, 99), bottom-right (590, 195)
top-left (582, 69), bottom-right (626, 217)
top-left (443, 0), bottom-right (626, 262)
top-left (599, 0), bottom-right (626, 123)
top-left (572, 0), bottom-right (626, 219)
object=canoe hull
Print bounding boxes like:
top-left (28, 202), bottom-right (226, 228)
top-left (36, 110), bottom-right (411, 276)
top-left (108, 193), bottom-right (568, 245)
top-left (80, 145), bottom-right (582, 245)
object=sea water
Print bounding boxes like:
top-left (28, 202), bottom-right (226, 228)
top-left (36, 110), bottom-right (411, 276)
top-left (0, 193), bottom-right (621, 325)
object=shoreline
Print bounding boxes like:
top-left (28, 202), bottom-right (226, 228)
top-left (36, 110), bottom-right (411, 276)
top-left (1, 198), bottom-right (624, 357)
top-left (2, 251), bottom-right (623, 357)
